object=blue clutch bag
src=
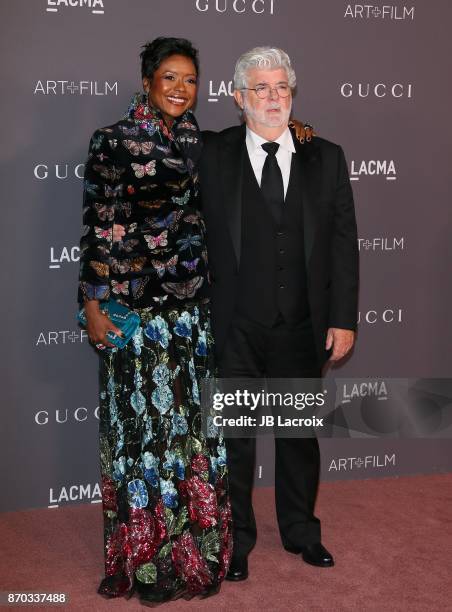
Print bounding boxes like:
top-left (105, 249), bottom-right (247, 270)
top-left (77, 299), bottom-right (141, 350)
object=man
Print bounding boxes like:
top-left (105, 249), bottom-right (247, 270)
top-left (199, 47), bottom-right (359, 580)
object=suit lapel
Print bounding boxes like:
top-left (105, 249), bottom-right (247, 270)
top-left (291, 131), bottom-right (322, 266)
top-left (219, 125), bottom-right (246, 267)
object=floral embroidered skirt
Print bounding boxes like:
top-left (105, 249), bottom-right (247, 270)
top-left (97, 301), bottom-right (232, 603)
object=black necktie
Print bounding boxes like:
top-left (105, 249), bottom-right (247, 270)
top-left (260, 141), bottom-right (284, 224)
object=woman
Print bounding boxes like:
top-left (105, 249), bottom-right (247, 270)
top-left (79, 38), bottom-right (232, 603)
top-left (80, 37), bottom-right (311, 604)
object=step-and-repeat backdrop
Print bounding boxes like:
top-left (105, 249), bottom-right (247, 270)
top-left (1, 0), bottom-right (451, 512)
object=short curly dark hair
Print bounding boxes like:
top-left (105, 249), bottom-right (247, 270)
top-left (140, 37), bottom-right (199, 81)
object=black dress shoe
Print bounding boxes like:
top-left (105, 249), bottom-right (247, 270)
top-left (285, 542), bottom-right (334, 568)
top-left (226, 556), bottom-right (249, 581)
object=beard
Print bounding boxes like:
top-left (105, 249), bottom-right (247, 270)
top-left (243, 98), bottom-right (292, 128)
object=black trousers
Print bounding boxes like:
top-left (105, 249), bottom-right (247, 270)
top-left (218, 312), bottom-right (322, 558)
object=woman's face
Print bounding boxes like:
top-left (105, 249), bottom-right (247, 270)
top-left (143, 54), bottom-right (198, 124)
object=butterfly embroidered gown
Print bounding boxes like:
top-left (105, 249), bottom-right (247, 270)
top-left (79, 94), bottom-right (232, 602)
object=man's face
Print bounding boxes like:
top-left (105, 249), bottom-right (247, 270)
top-left (235, 67), bottom-right (292, 132)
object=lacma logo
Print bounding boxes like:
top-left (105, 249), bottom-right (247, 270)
top-left (350, 160), bottom-right (396, 181)
top-left (46, 0), bottom-right (105, 14)
top-left (49, 245), bottom-right (80, 269)
top-left (341, 380), bottom-right (388, 404)
top-left (208, 80), bottom-right (234, 103)
top-left (49, 482), bottom-right (101, 508)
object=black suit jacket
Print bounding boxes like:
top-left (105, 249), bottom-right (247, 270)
top-left (199, 124), bottom-right (359, 366)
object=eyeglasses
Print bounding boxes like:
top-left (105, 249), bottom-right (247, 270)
top-left (242, 84), bottom-right (291, 99)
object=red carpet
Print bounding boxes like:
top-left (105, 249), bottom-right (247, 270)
top-left (1, 474), bottom-right (451, 611)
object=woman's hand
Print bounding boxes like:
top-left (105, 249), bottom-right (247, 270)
top-left (113, 224), bottom-right (126, 242)
top-left (288, 119), bottom-right (315, 143)
top-left (84, 300), bottom-right (122, 349)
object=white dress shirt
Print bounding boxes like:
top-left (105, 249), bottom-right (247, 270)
top-left (245, 125), bottom-right (295, 199)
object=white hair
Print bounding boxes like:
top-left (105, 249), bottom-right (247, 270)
top-left (233, 46), bottom-right (296, 90)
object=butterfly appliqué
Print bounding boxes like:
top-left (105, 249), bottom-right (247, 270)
top-left (145, 231), bottom-right (168, 250)
top-left (181, 258), bottom-right (199, 272)
top-left (105, 185), bottom-right (123, 198)
top-left (91, 134), bottom-right (104, 150)
top-left (94, 227), bottom-right (112, 240)
top-left (84, 180), bottom-right (98, 196)
top-left (119, 125), bottom-right (140, 137)
top-left (162, 276), bottom-right (204, 299)
top-left (111, 257), bottom-right (147, 274)
top-left (89, 261), bottom-right (109, 277)
top-left (123, 140), bottom-right (155, 156)
top-left (162, 158), bottom-right (186, 174)
top-left (139, 184), bottom-right (158, 192)
top-left (80, 282), bottom-right (109, 301)
top-left (156, 145), bottom-right (172, 155)
top-left (111, 279), bottom-right (130, 295)
top-left (94, 203), bottom-right (114, 221)
top-left (171, 190), bottom-right (191, 206)
top-left (152, 255), bottom-right (178, 278)
top-left (149, 211), bottom-right (184, 231)
top-left (93, 164), bottom-right (124, 181)
top-left (117, 201), bottom-right (132, 217)
top-left (116, 238), bottom-right (139, 253)
top-left (131, 277), bottom-right (150, 299)
top-left (165, 177), bottom-right (191, 192)
top-left (131, 161), bottom-right (156, 178)
top-left (183, 214), bottom-right (201, 225)
top-left (138, 200), bottom-right (166, 210)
